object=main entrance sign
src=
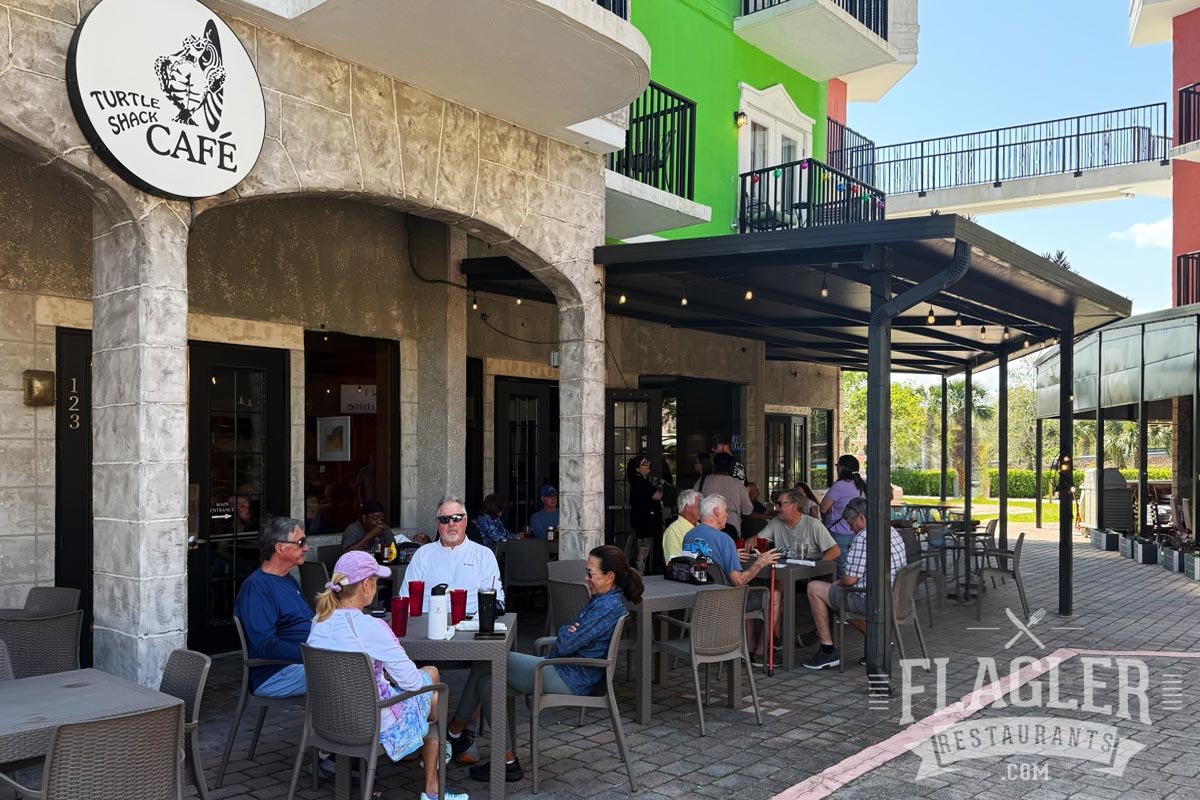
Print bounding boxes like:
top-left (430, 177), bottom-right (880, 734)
top-left (67, 0), bottom-right (265, 200)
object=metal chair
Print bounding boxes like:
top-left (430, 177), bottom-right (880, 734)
top-left (0, 612), bottom-right (82, 679)
top-left (498, 539), bottom-right (550, 603)
top-left (22, 587), bottom-right (80, 616)
top-left (522, 614), bottom-right (636, 794)
top-left (835, 563), bottom-right (928, 671)
top-left (298, 561), bottom-right (330, 612)
top-left (287, 644), bottom-right (448, 800)
top-left (977, 531), bottom-right (1030, 622)
top-left (0, 705), bottom-right (183, 800)
top-left (0, 640), bottom-right (13, 681)
top-left (215, 617), bottom-right (306, 788)
top-left (159, 649), bottom-right (213, 800)
top-left (654, 585), bottom-right (762, 736)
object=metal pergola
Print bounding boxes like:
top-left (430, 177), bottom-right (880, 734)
top-left (464, 215), bottom-right (1132, 680)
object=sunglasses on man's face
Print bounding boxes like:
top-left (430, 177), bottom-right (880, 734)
top-left (280, 537), bottom-right (308, 548)
top-left (436, 513), bottom-right (466, 524)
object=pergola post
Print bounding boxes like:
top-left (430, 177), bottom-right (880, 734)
top-left (1059, 322), bottom-right (1075, 616)
top-left (940, 375), bottom-right (949, 502)
top-left (999, 348), bottom-right (1009, 549)
top-left (1138, 326), bottom-right (1149, 533)
top-left (1194, 322), bottom-right (1199, 539)
top-left (1036, 418), bottom-right (1044, 528)
top-left (963, 363), bottom-right (973, 537)
top-left (865, 250), bottom-right (892, 679)
top-left (1096, 332), bottom-right (1105, 530)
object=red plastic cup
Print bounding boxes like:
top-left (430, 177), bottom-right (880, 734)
top-left (390, 596), bottom-right (409, 637)
top-left (449, 588), bottom-right (467, 625)
top-left (408, 580), bottom-right (425, 617)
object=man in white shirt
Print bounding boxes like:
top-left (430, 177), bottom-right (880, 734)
top-left (401, 496), bottom-right (504, 616)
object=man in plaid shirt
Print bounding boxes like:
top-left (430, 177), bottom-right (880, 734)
top-left (802, 496), bottom-right (907, 670)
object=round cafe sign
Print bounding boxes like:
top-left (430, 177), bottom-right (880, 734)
top-left (67, 0), bottom-right (265, 200)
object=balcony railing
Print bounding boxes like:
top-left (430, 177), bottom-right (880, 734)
top-left (871, 102), bottom-right (1170, 196)
top-left (1177, 252), bottom-right (1200, 307)
top-left (742, 0), bottom-right (889, 40)
top-left (1179, 83), bottom-right (1200, 147)
top-left (594, 0), bottom-right (629, 19)
top-left (826, 117), bottom-right (877, 186)
top-left (738, 157), bottom-right (886, 233)
top-left (606, 81), bottom-right (697, 200)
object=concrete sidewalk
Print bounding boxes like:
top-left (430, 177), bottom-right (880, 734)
top-left (188, 525), bottom-right (1200, 799)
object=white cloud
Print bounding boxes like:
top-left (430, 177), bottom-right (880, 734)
top-left (1109, 216), bottom-right (1171, 249)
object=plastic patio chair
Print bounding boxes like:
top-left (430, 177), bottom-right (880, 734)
top-left (521, 613), bottom-right (636, 794)
top-left (836, 563), bottom-right (928, 672)
top-left (22, 587), bottom-right (80, 616)
top-left (0, 705), bottom-right (183, 800)
top-left (498, 538), bottom-right (550, 603)
top-left (544, 578), bottom-right (590, 638)
top-left (0, 640), bottom-right (13, 681)
top-left (0, 611), bottom-right (82, 679)
top-left (898, 527), bottom-right (940, 627)
top-left (159, 648), bottom-right (213, 800)
top-left (287, 644), bottom-right (448, 800)
top-left (654, 585), bottom-right (763, 736)
top-left (215, 617), bottom-right (306, 788)
top-left (547, 559), bottom-right (587, 584)
top-left (298, 561), bottom-right (330, 612)
top-left (977, 531), bottom-right (1030, 622)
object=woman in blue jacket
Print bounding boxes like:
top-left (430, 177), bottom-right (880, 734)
top-left (445, 545), bottom-right (643, 780)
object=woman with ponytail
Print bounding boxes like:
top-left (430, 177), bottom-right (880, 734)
top-left (819, 455), bottom-right (868, 576)
top-left (307, 551), bottom-right (469, 800)
top-left (448, 545), bottom-right (642, 782)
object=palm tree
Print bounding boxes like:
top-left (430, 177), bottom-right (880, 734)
top-left (945, 380), bottom-right (994, 495)
top-left (1041, 249), bottom-right (1073, 272)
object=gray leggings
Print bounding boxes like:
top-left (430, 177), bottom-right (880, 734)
top-left (455, 652), bottom-right (573, 747)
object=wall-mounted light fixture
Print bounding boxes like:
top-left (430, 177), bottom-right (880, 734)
top-left (734, 110), bottom-right (749, 128)
top-left (550, 351), bottom-right (561, 369)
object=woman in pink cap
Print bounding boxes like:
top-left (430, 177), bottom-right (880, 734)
top-left (308, 550), bottom-right (469, 800)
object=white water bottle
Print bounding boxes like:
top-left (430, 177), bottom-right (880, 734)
top-left (427, 584), bottom-right (449, 639)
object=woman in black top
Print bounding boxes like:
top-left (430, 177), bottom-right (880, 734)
top-left (626, 455), bottom-right (663, 574)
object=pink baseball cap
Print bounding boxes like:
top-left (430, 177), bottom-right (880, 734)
top-left (327, 551), bottom-right (391, 592)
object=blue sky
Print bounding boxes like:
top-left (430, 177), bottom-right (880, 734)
top-left (850, 0), bottom-right (1174, 315)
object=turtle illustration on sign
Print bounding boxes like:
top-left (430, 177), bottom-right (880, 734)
top-left (154, 19), bottom-right (226, 131)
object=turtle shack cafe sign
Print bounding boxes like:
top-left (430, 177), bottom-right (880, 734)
top-left (67, 0), bottom-right (265, 200)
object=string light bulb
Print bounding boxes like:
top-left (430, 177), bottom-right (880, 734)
top-left (471, 293), bottom-right (478, 311)
top-left (820, 273), bottom-right (829, 298)
top-left (979, 325), bottom-right (987, 340)
top-left (1003, 326), bottom-right (1010, 340)
top-left (926, 306), bottom-right (936, 325)
top-left (515, 297), bottom-right (522, 306)
top-left (954, 312), bottom-right (962, 327)
top-left (618, 292), bottom-right (627, 305)
top-left (745, 287), bottom-right (754, 301)
top-left (1023, 338), bottom-right (1031, 349)
top-left (680, 294), bottom-right (688, 307)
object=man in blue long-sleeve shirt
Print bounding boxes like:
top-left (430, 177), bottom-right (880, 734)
top-left (234, 516), bottom-right (313, 697)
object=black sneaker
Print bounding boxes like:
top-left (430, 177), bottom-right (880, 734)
top-left (802, 649), bottom-right (841, 670)
top-left (469, 758), bottom-right (523, 782)
top-left (448, 730), bottom-right (479, 765)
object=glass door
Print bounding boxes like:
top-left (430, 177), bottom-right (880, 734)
top-left (605, 389), bottom-right (663, 540)
top-left (764, 414), bottom-right (809, 496)
top-left (494, 379), bottom-right (558, 534)
top-left (188, 343), bottom-right (288, 653)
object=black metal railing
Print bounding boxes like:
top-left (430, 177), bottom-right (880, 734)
top-left (1177, 252), bottom-right (1200, 307)
top-left (594, 0), bottom-right (629, 20)
top-left (738, 156), bottom-right (886, 233)
top-left (826, 117), bottom-right (877, 186)
top-left (606, 81), bottom-right (697, 200)
top-left (1179, 82), bottom-right (1200, 147)
top-left (742, 0), bottom-right (889, 40)
top-left (871, 102), bottom-right (1171, 196)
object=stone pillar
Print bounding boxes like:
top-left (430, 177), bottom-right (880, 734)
top-left (90, 201), bottom-right (190, 686)
top-left (408, 218), bottom-right (467, 526)
top-left (557, 290), bottom-right (606, 559)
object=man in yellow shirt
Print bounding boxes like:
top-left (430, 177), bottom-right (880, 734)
top-left (662, 489), bottom-right (702, 562)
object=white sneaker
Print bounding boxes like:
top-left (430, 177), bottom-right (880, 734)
top-left (420, 791), bottom-right (469, 800)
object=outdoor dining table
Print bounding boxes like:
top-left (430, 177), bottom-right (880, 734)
top-left (747, 560), bottom-right (837, 671)
top-left (392, 612), bottom-right (517, 799)
top-left (0, 668), bottom-right (181, 765)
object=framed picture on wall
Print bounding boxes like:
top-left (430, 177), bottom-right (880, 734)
top-left (317, 416), bottom-right (351, 461)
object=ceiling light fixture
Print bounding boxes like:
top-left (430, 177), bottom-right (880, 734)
top-left (926, 306), bottom-right (936, 325)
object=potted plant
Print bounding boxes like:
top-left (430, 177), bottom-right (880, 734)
top-left (1160, 534), bottom-right (1187, 573)
top-left (1119, 533), bottom-right (1136, 559)
top-left (1090, 528), bottom-right (1120, 552)
top-left (1186, 549), bottom-right (1200, 581)
top-left (1132, 534), bottom-right (1159, 565)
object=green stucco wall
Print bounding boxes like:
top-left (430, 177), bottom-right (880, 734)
top-left (630, 0), bottom-right (827, 239)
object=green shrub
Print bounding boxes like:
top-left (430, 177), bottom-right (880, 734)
top-left (1118, 467), bottom-right (1173, 481)
top-left (987, 468), bottom-right (1084, 498)
top-left (892, 468), bottom-right (957, 496)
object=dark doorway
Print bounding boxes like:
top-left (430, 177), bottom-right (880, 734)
top-left (55, 328), bottom-right (93, 666)
top-left (494, 378), bottom-right (558, 534)
top-left (465, 358), bottom-right (484, 516)
top-left (187, 343), bottom-right (289, 654)
top-left (605, 389), bottom-right (663, 539)
top-left (639, 376), bottom-right (744, 489)
top-left (764, 414), bottom-right (808, 497)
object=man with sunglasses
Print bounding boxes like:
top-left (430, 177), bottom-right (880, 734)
top-left (233, 516), bottom-right (313, 697)
top-left (760, 489), bottom-right (840, 562)
top-left (401, 497), bottom-right (504, 618)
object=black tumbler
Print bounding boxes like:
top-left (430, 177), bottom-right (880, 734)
top-left (478, 588), bottom-right (497, 634)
